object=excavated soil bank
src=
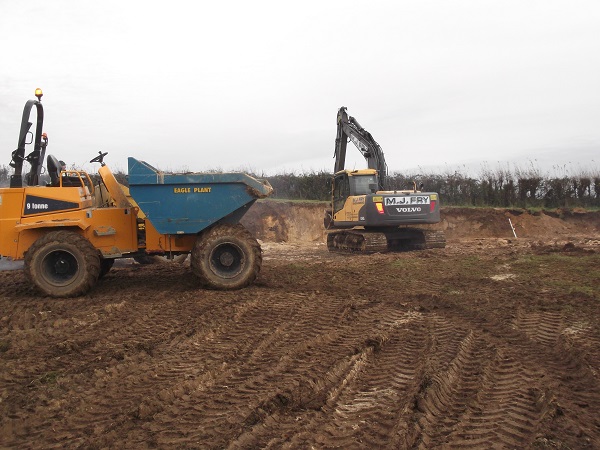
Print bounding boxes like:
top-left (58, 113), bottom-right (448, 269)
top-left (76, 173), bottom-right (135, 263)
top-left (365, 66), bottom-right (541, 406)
top-left (243, 201), bottom-right (600, 243)
top-left (1, 203), bottom-right (599, 449)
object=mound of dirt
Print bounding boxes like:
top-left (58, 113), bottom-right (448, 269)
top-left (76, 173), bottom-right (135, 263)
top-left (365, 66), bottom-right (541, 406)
top-left (242, 201), bottom-right (600, 243)
top-left (241, 200), bottom-right (328, 243)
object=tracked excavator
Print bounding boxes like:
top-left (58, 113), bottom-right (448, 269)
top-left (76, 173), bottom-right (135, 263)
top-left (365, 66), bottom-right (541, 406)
top-left (324, 107), bottom-right (445, 253)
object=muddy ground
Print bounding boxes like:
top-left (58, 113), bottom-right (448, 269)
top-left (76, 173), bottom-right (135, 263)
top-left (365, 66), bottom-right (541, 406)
top-left (1, 203), bottom-right (599, 449)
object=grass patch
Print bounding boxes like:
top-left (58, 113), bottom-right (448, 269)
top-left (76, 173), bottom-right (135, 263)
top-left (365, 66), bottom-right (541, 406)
top-left (568, 285), bottom-right (596, 298)
top-left (39, 371), bottom-right (62, 385)
top-left (432, 255), bottom-right (493, 277)
top-left (390, 258), bottom-right (426, 269)
top-left (513, 254), bottom-right (600, 299)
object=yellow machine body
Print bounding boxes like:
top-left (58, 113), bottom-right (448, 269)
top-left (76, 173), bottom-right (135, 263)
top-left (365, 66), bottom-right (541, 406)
top-left (0, 163), bottom-right (204, 261)
top-left (331, 169), bottom-right (375, 224)
top-left (0, 176), bottom-right (139, 261)
top-left (1, 89), bottom-right (272, 297)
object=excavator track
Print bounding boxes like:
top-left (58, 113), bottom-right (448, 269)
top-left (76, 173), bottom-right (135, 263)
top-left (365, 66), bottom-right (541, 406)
top-left (395, 229), bottom-right (446, 251)
top-left (327, 230), bottom-right (389, 253)
top-left (424, 230), bottom-right (446, 248)
top-left (327, 228), bottom-right (446, 254)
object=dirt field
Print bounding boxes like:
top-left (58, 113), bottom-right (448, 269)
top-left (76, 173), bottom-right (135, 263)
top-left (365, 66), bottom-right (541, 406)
top-left (1, 204), bottom-right (599, 449)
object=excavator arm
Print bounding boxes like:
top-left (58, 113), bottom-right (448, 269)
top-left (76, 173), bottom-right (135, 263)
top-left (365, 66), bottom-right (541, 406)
top-left (334, 107), bottom-right (388, 190)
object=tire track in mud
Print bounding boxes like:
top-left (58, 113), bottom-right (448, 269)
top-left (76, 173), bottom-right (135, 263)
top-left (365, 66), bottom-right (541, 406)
top-left (1, 244), bottom-right (599, 449)
top-left (47, 288), bottom-right (278, 447)
top-left (509, 307), bottom-right (600, 443)
top-left (391, 305), bottom-right (596, 449)
top-left (222, 298), bottom-right (549, 449)
top-left (142, 291), bottom-right (385, 447)
top-left (1, 266), bottom-right (252, 448)
top-left (514, 310), bottom-right (565, 347)
top-left (412, 330), bottom-right (491, 448)
top-left (510, 306), bottom-right (600, 390)
top-left (4, 289), bottom-right (593, 448)
top-left (226, 303), bottom-right (432, 449)
top-left (415, 294), bottom-right (600, 447)
top-left (306, 311), bottom-right (432, 449)
top-left (140, 291), bottom-right (328, 445)
top-left (32, 287), bottom-right (346, 448)
top-left (429, 348), bottom-right (543, 448)
top-left (515, 308), bottom-right (600, 379)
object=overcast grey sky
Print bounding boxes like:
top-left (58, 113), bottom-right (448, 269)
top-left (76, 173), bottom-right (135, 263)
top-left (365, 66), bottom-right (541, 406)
top-left (1, 0), bottom-right (599, 176)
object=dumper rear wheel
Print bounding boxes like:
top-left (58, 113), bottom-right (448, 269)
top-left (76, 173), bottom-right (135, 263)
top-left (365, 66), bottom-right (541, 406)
top-left (191, 224), bottom-right (261, 290)
top-left (24, 230), bottom-right (101, 297)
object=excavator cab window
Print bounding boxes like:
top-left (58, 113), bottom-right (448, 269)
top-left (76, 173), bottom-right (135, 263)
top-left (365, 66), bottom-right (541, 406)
top-left (332, 173), bottom-right (350, 213)
top-left (350, 174), bottom-right (378, 195)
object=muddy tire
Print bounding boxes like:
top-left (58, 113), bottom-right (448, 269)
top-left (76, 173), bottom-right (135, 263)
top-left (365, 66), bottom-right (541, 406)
top-left (24, 230), bottom-right (101, 297)
top-left (190, 223), bottom-right (261, 290)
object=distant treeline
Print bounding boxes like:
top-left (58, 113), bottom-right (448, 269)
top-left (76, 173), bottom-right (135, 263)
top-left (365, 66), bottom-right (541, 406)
top-left (263, 168), bottom-right (600, 208)
top-left (1, 164), bottom-right (599, 208)
top-left (385, 169), bottom-right (600, 208)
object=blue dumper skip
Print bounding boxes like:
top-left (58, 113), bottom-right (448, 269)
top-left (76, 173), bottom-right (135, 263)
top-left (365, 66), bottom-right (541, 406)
top-left (127, 158), bottom-right (272, 235)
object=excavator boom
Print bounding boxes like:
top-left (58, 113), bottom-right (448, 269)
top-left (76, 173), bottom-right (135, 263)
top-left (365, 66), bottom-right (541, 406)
top-left (334, 107), bottom-right (388, 190)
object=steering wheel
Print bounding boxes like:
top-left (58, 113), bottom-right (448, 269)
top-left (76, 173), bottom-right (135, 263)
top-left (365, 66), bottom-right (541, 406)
top-left (90, 151), bottom-right (108, 165)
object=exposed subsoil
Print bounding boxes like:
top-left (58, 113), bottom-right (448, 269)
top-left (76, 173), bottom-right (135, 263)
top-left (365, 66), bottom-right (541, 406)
top-left (1, 203), bottom-right (599, 449)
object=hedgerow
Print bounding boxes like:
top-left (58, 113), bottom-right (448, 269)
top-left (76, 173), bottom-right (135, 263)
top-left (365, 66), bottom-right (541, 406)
top-left (1, 164), bottom-right (598, 208)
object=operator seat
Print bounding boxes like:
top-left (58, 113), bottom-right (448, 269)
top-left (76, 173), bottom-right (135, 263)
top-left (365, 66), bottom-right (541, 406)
top-left (47, 154), bottom-right (61, 186)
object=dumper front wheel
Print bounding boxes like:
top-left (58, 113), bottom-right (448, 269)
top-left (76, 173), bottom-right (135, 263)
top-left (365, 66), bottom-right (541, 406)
top-left (191, 224), bottom-right (261, 290)
top-left (24, 230), bottom-right (101, 297)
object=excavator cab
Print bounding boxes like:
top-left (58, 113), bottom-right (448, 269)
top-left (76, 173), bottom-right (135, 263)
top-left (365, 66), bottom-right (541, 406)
top-left (349, 172), bottom-right (378, 195)
top-left (332, 172), bottom-right (350, 214)
top-left (332, 169), bottom-right (379, 214)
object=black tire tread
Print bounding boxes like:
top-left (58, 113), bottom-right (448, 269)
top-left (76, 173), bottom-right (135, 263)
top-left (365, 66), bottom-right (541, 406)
top-left (191, 223), bottom-right (261, 290)
top-left (24, 230), bottom-right (101, 297)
